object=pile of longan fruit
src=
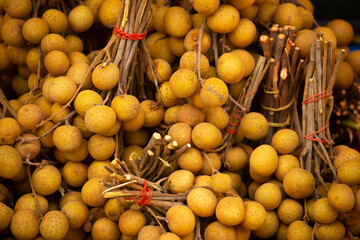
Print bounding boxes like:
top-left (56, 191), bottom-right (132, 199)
top-left (0, 0), bottom-right (360, 239)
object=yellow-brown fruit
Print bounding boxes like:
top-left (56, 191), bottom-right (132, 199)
top-left (312, 197), bottom-right (338, 224)
top-left (240, 112), bottom-right (268, 141)
top-left (74, 90), bottom-right (103, 116)
top-left (121, 145), bottom-right (143, 169)
top-left (256, 3), bottom-right (278, 23)
top-left (68, 5), bottom-right (94, 32)
top-left (240, 201), bottom-right (266, 230)
top-left (0, 117), bottom-right (21, 145)
top-left (15, 193), bottom-right (48, 215)
top-left (32, 165), bottom-right (61, 196)
top-left (148, 34), bottom-right (176, 64)
top-left (294, 29), bottom-right (316, 58)
top-left (168, 170), bottom-right (194, 193)
top-left (223, 171), bottom-right (242, 192)
top-left (138, 226), bottom-right (163, 240)
top-left (193, 0), bottom-right (219, 15)
top-left (337, 159), bottom-right (360, 186)
top-left (275, 223), bottom-right (288, 240)
top-left (250, 144), bottom-right (278, 176)
top-left (147, 58), bottom-right (172, 84)
top-left (157, 81), bottom-right (180, 107)
top-left (276, 198), bottom-right (303, 225)
top-left (140, 100), bottom-right (164, 127)
top-left (334, 61), bottom-right (354, 89)
top-left (217, 52), bottom-right (245, 84)
top-left (356, 189), bottom-right (360, 212)
top-left (41, 33), bottom-right (68, 55)
top-left (225, 147), bottom-right (248, 172)
top-left (28, 73), bottom-right (44, 93)
top-left (64, 228), bottom-right (86, 240)
top-left (111, 94), bottom-right (140, 122)
top-left (249, 167), bottom-right (273, 183)
top-left (85, 105), bottom-right (116, 134)
top-left (177, 147), bottom-right (204, 173)
top-left (96, 0), bottom-right (120, 26)
top-left (286, 220), bottom-right (312, 240)
top-left (177, 103), bottom-right (204, 127)
top-left (8, 99), bottom-right (22, 113)
top-left (166, 205), bottom-right (195, 236)
top-left (35, 121), bottom-right (55, 148)
top-left (11, 74), bottom-right (28, 95)
top-left (273, 3), bottom-right (302, 30)
top-left (255, 183), bottom-right (282, 210)
top-left (42, 9), bottom-right (68, 34)
top-left (6, 44), bottom-right (30, 65)
top-left (152, 5), bottom-right (169, 34)
top-left (50, 103), bottom-right (71, 124)
top-left (169, 69), bottom-right (198, 98)
top-left (327, 19), bottom-right (354, 47)
top-left (239, 4), bottom-right (258, 20)
top-left (92, 62), bottom-right (119, 90)
top-left (0, 43), bottom-right (13, 71)
top-left (104, 197), bottom-right (124, 221)
top-left (40, 210), bottom-right (69, 240)
top-left (275, 154), bottom-right (300, 181)
top-left (333, 147), bottom-right (360, 168)
top-left (10, 209), bottom-right (39, 240)
top-left (194, 175), bottom-right (211, 188)
top-left (271, 129), bottom-right (299, 154)
top-left (192, 122), bottom-right (222, 150)
top-left (283, 168), bottom-right (315, 199)
top-left (0, 202), bottom-right (14, 231)
top-left (298, 0), bottom-right (314, 13)
top-left (184, 28), bottom-right (212, 54)
top-left (119, 209), bottom-right (146, 236)
top-left (44, 50), bottom-right (70, 76)
top-left (62, 161), bottom-right (88, 187)
top-left (15, 133), bottom-right (41, 160)
top-left (200, 152), bottom-right (221, 175)
top-left (124, 128), bottom-right (149, 147)
top-left (65, 34), bottom-right (84, 53)
top-left (314, 220), bottom-right (346, 240)
top-left (169, 36), bottom-right (186, 57)
top-left (204, 107), bottom-right (229, 130)
top-left (327, 183), bottom-right (355, 213)
top-left (179, 51), bottom-right (209, 77)
top-left (72, 114), bottom-right (93, 139)
top-left (87, 160), bottom-right (113, 182)
top-left (17, 104), bottom-right (44, 130)
top-left (346, 50), bottom-right (360, 75)
top-left (252, 210), bottom-right (279, 239)
top-left (228, 0), bottom-right (254, 10)
top-left (204, 221), bottom-right (236, 240)
top-left (207, 4), bottom-right (239, 34)
top-left (53, 125), bottom-right (83, 152)
top-left (163, 6), bottom-right (192, 37)
top-left (216, 196), bottom-right (245, 226)
top-left (81, 178), bottom-right (107, 207)
top-left (91, 217), bottom-right (120, 240)
top-left (88, 134), bottom-right (115, 160)
top-left (158, 232), bottom-right (181, 240)
top-left (313, 26), bottom-right (338, 49)
top-left (187, 187), bottom-right (217, 217)
top-left (4, 0), bottom-right (31, 18)
top-left (61, 200), bottom-right (89, 229)
top-left (210, 173), bottom-right (232, 193)
top-left (50, 76), bottom-right (77, 105)
top-left (22, 18), bottom-right (49, 44)
top-left (68, 51), bottom-right (90, 65)
top-left (228, 18), bottom-right (257, 48)
top-left (200, 77), bottom-right (228, 107)
top-left (1, 18), bottom-right (25, 46)
top-left (231, 49), bottom-right (255, 77)
top-left (66, 62), bottom-right (93, 90)
top-left (122, 107), bottom-right (145, 132)
top-left (297, 6), bottom-right (314, 29)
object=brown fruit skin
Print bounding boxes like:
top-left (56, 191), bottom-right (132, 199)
top-left (10, 209), bottom-right (40, 240)
top-left (204, 221), bottom-right (236, 240)
top-left (138, 225), bottom-right (163, 240)
top-left (271, 129), bottom-right (299, 154)
top-left (32, 165), bottom-right (62, 196)
top-left (91, 217), bottom-right (120, 240)
top-left (22, 18), bottom-right (49, 44)
top-left (119, 209), bottom-right (146, 236)
top-left (346, 50), bottom-right (360, 75)
top-left (81, 178), bottom-right (107, 207)
top-left (68, 5), bottom-right (94, 32)
top-left (1, 18), bottom-right (25, 46)
top-left (0, 145), bottom-right (23, 179)
top-left (327, 19), bottom-right (354, 47)
top-left (294, 29), bottom-right (317, 58)
top-left (163, 6), bottom-right (192, 38)
top-left (40, 210), bottom-right (69, 240)
top-left (287, 220), bottom-right (312, 240)
top-left (240, 112), bottom-right (268, 141)
top-left (216, 196), bottom-right (245, 226)
top-left (0, 202), bottom-right (14, 231)
top-left (228, 18), bottom-right (257, 48)
top-left (314, 220), bottom-right (346, 240)
top-left (4, 0), bottom-right (32, 18)
top-left (283, 168), bottom-right (315, 199)
top-left (313, 26), bottom-right (338, 49)
top-left (45, 50), bottom-right (70, 77)
top-left (42, 9), bottom-right (68, 34)
top-left (334, 61), bottom-right (354, 89)
top-left (192, 122), bottom-right (222, 150)
top-left (207, 4), bottom-right (240, 34)
top-left (273, 3), bottom-right (302, 30)
top-left (193, 0), bottom-right (219, 15)
top-left (166, 205), bottom-right (195, 237)
top-left (0, 117), bottom-right (21, 145)
top-left (327, 183), bottom-right (355, 213)
top-left (187, 187), bottom-right (217, 217)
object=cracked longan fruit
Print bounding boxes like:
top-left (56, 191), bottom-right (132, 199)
top-left (200, 152), bottom-right (221, 175)
top-left (92, 62), bottom-right (119, 90)
top-left (193, 0), bottom-right (219, 15)
top-left (85, 105), bottom-right (116, 134)
top-left (32, 165), bottom-right (61, 196)
top-left (111, 94), bottom-right (140, 122)
top-left (225, 147), bottom-right (248, 172)
top-left (277, 198), bottom-right (303, 225)
top-left (337, 159), bottom-right (360, 186)
top-left (81, 178), bottom-right (107, 207)
top-left (14, 133), bottom-right (41, 160)
top-left (14, 193), bottom-right (48, 215)
top-left (216, 196), bottom-right (245, 226)
top-left (204, 106), bottom-right (229, 130)
top-left (65, 34), bottom-right (84, 53)
top-left (41, 33), bottom-right (68, 55)
top-left (0, 202), bottom-right (14, 231)
top-left (200, 77), bottom-right (228, 107)
top-left (177, 103), bottom-right (204, 127)
top-left (286, 220), bottom-right (312, 240)
top-left (327, 19), bottom-right (354, 47)
top-left (210, 173), bottom-right (232, 193)
top-left (187, 187), bottom-right (217, 217)
top-left (271, 129), bottom-right (299, 154)
top-left (0, 117), bottom-right (21, 145)
top-left (92, 217), bottom-right (120, 240)
top-left (169, 69), bottom-right (198, 98)
top-left (138, 225), bottom-right (163, 240)
top-left (66, 62), bottom-right (93, 90)
top-left (164, 6), bottom-right (192, 38)
top-left (122, 107), bottom-right (145, 132)
top-left (157, 81), bottom-right (180, 107)
top-left (22, 18), bottom-right (49, 44)
top-left (10, 209), bottom-right (39, 240)
top-left (334, 61), bottom-right (354, 89)
top-left (1, 18), bottom-right (25, 46)
top-left (168, 122), bottom-right (192, 148)
top-left (283, 168), bottom-right (315, 199)
top-left (166, 205), bottom-right (195, 237)
top-left (178, 147), bottom-right (204, 173)
top-left (88, 134), bottom-right (115, 160)
top-left (252, 210), bottom-right (279, 239)
top-left (273, 3), bottom-right (302, 30)
top-left (192, 122), bottom-right (222, 150)
top-left (147, 58), bottom-right (172, 84)
top-left (313, 198), bottom-right (338, 224)
top-left (4, 0), bottom-right (31, 18)
top-left (98, 0), bottom-right (122, 28)
top-left (228, 18), bottom-right (256, 48)
top-left (104, 197), bottom-right (125, 221)
top-left (314, 220), bottom-right (346, 240)
top-left (62, 161), bottom-right (88, 187)
top-left (61, 200), bottom-right (89, 229)
top-left (53, 125), bottom-right (83, 152)
top-left (255, 183), bottom-right (282, 210)
top-left (45, 50), bottom-right (70, 76)
top-left (68, 5), bottom-right (94, 32)
top-left (217, 52), bottom-right (245, 84)
top-left (184, 28), bottom-right (212, 54)
top-left (241, 201), bottom-right (266, 230)
top-left (87, 160), bottom-right (113, 182)
top-left (207, 4), bottom-right (239, 34)
top-left (168, 169), bottom-right (194, 193)
top-left (328, 183), bottom-right (355, 213)
top-left (40, 210), bottom-right (69, 240)
top-left (141, 100), bottom-right (164, 127)
top-left (204, 221), bottom-right (236, 240)
top-left (74, 90), bottom-right (103, 117)
top-left (42, 9), bottom-right (68, 34)
top-left (179, 51), bottom-right (209, 77)
top-left (17, 104), bottom-right (44, 130)
top-left (119, 209), bottom-right (146, 236)
top-left (274, 154), bottom-right (300, 181)
top-left (153, 5), bottom-right (169, 34)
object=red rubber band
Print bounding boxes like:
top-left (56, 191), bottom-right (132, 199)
top-left (125, 180), bottom-right (152, 206)
top-left (238, 89), bottom-right (258, 101)
top-left (113, 25), bottom-right (147, 40)
top-left (225, 128), bottom-right (238, 135)
top-left (303, 122), bottom-right (329, 144)
top-left (230, 113), bottom-right (242, 120)
top-left (302, 91), bottom-right (333, 105)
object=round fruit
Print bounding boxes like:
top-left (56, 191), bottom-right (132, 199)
top-left (314, 220), bottom-right (346, 240)
top-left (231, 49), bottom-right (255, 77)
top-left (42, 9), bottom-right (68, 34)
top-left (81, 178), bottom-right (107, 207)
top-left (10, 209), bottom-right (39, 240)
top-left (98, 0), bottom-right (123, 28)
top-left (313, 197), bottom-right (338, 224)
top-left (240, 112), bottom-right (268, 141)
top-left (0, 145), bottom-right (23, 179)
top-left (283, 168), bottom-right (315, 199)
top-left (158, 232), bottom-right (181, 240)
top-left (252, 210), bottom-right (280, 239)
top-left (277, 198), bottom-right (303, 225)
top-left (207, 4), bottom-right (240, 34)
top-left (204, 221), bottom-right (236, 240)
top-left (273, 3), bottom-right (302, 30)
top-left (40, 210), bottom-right (69, 240)
top-left (53, 125), bottom-right (83, 152)
top-left (92, 62), bottom-right (120, 91)
top-left (250, 144), bottom-right (278, 176)
top-left (147, 58), bottom-right (172, 84)
top-left (179, 51), bottom-right (209, 76)
top-left (184, 29), bottom-right (212, 54)
top-left (286, 220), bottom-right (312, 240)
top-left (337, 159), bottom-right (360, 186)
top-left (177, 103), bottom-right (204, 127)
top-left (334, 61), bottom-right (354, 89)
top-left (92, 217), bottom-right (120, 240)
top-left (210, 173), bottom-right (232, 193)
top-left (45, 51), bottom-right (70, 76)
top-left (274, 154), bottom-right (300, 181)
top-left (192, 122), bottom-right (222, 150)
top-left (240, 201), bottom-right (267, 230)
top-left (271, 129), bottom-right (299, 154)
top-left (169, 69), bottom-right (198, 98)
top-left (216, 196), bottom-right (245, 226)
top-left (200, 77), bottom-right (229, 107)
top-left (200, 152), bottom-right (221, 175)
top-left (327, 183), bottom-right (355, 213)
top-left (187, 187), bottom-right (217, 217)
top-left (313, 26), bottom-right (337, 49)
top-left (163, 6), bottom-right (192, 38)
top-left (0, 202), bottom-right (14, 231)
top-left (177, 147), bottom-right (204, 173)
top-left (14, 133), bottom-right (41, 160)
top-left (17, 104), bottom-right (44, 130)
top-left (217, 52), bottom-right (245, 84)
top-left (85, 105), bottom-right (116, 134)
top-left (22, 18), bottom-right (49, 44)
top-left (166, 205), bottom-right (195, 237)
top-left (327, 19), bottom-right (354, 47)
top-left (14, 193), bottom-right (48, 215)
top-left (225, 147), bottom-right (249, 172)
top-left (62, 161), bottom-right (88, 187)
top-left (141, 100), bottom-right (164, 127)
top-left (119, 209), bottom-right (146, 236)
top-left (193, 0), bottom-right (219, 15)
top-left (88, 134), bottom-right (115, 160)
top-left (61, 200), bottom-right (89, 229)
top-left (294, 29), bottom-right (317, 58)
top-left (68, 5), bottom-right (94, 32)
top-left (32, 165), bottom-right (61, 196)
top-left (255, 183), bottom-right (282, 210)
top-left (228, 18), bottom-right (257, 48)
top-left (168, 170), bottom-right (194, 194)
top-left (0, 117), bottom-right (21, 145)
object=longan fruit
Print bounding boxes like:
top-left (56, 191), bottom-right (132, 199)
top-left (92, 62), bottom-right (119, 90)
top-left (91, 217), bottom-right (120, 240)
top-left (187, 187), bottom-right (217, 217)
top-left (40, 210), bottom-right (69, 240)
top-left (50, 103), bottom-right (71, 124)
top-left (62, 161), bottom-right (88, 187)
top-left (138, 225), bottom-right (163, 240)
top-left (250, 144), bottom-right (278, 176)
top-left (283, 168), bottom-right (315, 199)
top-left (74, 90), bottom-right (103, 116)
top-left (53, 125), bottom-right (83, 152)
top-left (103, 197), bottom-right (124, 221)
top-left (68, 5), bottom-right (94, 32)
top-left (166, 205), bottom-right (195, 236)
top-left (36, 122), bottom-right (55, 149)
top-left (88, 134), bottom-right (115, 160)
top-left (147, 58), bottom-right (172, 84)
top-left (333, 147), bottom-right (360, 168)
top-left (45, 50), bottom-right (70, 76)
top-left (207, 4), bottom-right (239, 34)
top-left (141, 100), bottom-right (164, 127)
top-left (72, 114), bottom-right (94, 139)
top-left (124, 128), bottom-right (149, 147)
top-left (59, 191), bottom-right (82, 210)
top-left (81, 178), bottom-right (107, 207)
top-left (192, 122), bottom-right (222, 150)
top-left (274, 154), bottom-right (300, 181)
top-left (0, 43), bottom-right (13, 71)
top-left (225, 147), bottom-right (249, 172)
top-left (164, 105), bottom-right (181, 125)
top-left (14, 133), bottom-right (41, 160)
top-left (204, 106), bottom-right (229, 130)
top-left (153, 5), bottom-right (169, 34)
top-left (249, 167), bottom-right (273, 183)
top-left (40, 33), bottom-right (68, 55)
top-left (169, 36), bottom-right (186, 57)
top-left (334, 61), bottom-right (354, 89)
top-left (0, 117), bottom-right (21, 145)
top-left (239, 4), bottom-right (258, 20)
top-left (65, 228), bottom-right (86, 240)
top-left (177, 147), bottom-right (204, 173)
top-left (158, 232), bottom-right (181, 240)
top-left (28, 73), bottom-right (45, 93)
top-left (22, 18), bottom-right (49, 44)
top-left (240, 112), bottom-right (268, 141)
top-left (346, 50), bottom-right (360, 75)
top-left (277, 198), bottom-right (303, 225)
top-left (111, 94), bottom-right (140, 122)
top-left (32, 165), bottom-right (61, 196)
top-left (327, 183), bottom-right (355, 213)
top-left (228, 18), bottom-right (257, 48)
top-left (256, 3), bottom-right (278, 23)
top-left (42, 9), bottom-right (68, 34)
top-left (204, 221), bottom-right (236, 240)
top-left (240, 201), bottom-right (266, 230)
top-left (193, 0), bottom-right (219, 15)
top-left (179, 51), bottom-right (209, 77)
top-left (122, 107), bottom-right (146, 132)
top-left (87, 160), bottom-right (113, 182)
top-left (98, 0), bottom-right (122, 28)
top-left (148, 34), bottom-right (176, 64)
top-left (119, 209), bottom-right (146, 236)
top-left (313, 26), bottom-right (338, 49)
top-left (194, 175), bottom-right (211, 188)
top-left (1, 18), bottom-right (25, 46)
top-left (294, 30), bottom-right (317, 58)
top-left (68, 51), bottom-right (90, 65)
top-left (216, 196), bottom-right (245, 226)
top-left (0, 202), bottom-right (14, 231)
top-left (271, 129), bottom-right (299, 154)
top-left (231, 49), bottom-right (255, 77)
top-left (85, 105), bottom-right (116, 134)
top-left (66, 62), bottom-right (93, 90)
top-left (15, 193), bottom-right (48, 215)
top-left (200, 152), bottom-right (221, 175)
top-left (168, 170), bottom-right (194, 194)
top-left (252, 210), bottom-right (280, 239)
top-left (121, 144), bottom-right (143, 169)
top-left (10, 209), bottom-right (39, 240)
top-left (177, 103), bottom-right (204, 127)
top-left (157, 81), bottom-right (180, 107)
top-left (273, 3), bottom-right (302, 29)
top-left (0, 145), bottom-right (23, 179)
top-left (314, 220), bottom-right (346, 240)
top-left (255, 183), bottom-right (282, 210)
top-left (298, 6), bottom-right (314, 29)
top-left (163, 6), bottom-right (192, 38)
top-left (312, 197), bottom-right (338, 224)
top-left (4, 0), bottom-right (31, 18)
top-left (184, 28), bottom-right (212, 54)
top-left (6, 44), bottom-right (30, 65)
top-left (217, 52), bottom-right (245, 84)
top-left (65, 34), bottom-right (84, 53)
top-left (11, 74), bottom-right (29, 95)
top-left (210, 173), bottom-right (232, 193)
top-left (169, 69), bottom-right (198, 98)
top-left (61, 200), bottom-right (89, 229)
top-left (337, 159), bottom-right (360, 186)
top-left (327, 19), bottom-right (354, 47)
top-left (17, 104), bottom-right (45, 130)
top-left (287, 220), bottom-right (312, 240)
